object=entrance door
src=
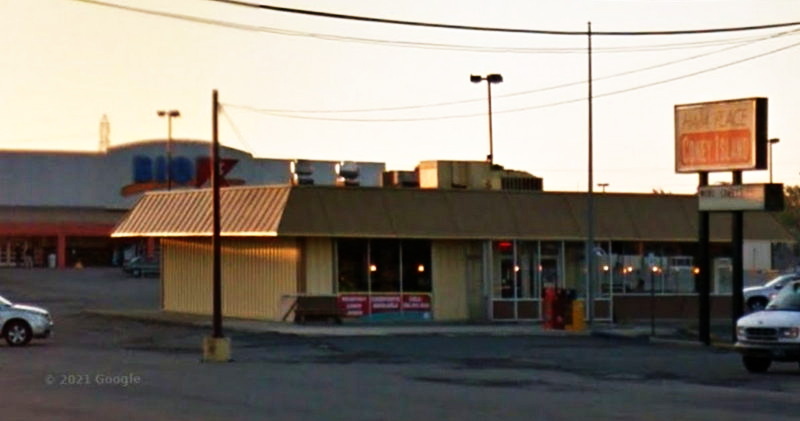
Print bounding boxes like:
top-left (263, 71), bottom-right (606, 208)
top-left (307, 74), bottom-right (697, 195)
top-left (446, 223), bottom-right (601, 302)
top-left (589, 244), bottom-right (614, 322)
top-left (490, 241), bottom-right (554, 321)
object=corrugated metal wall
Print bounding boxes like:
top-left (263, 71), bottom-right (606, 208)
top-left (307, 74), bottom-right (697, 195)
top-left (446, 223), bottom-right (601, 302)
top-left (432, 240), bottom-right (469, 320)
top-left (162, 237), bottom-right (299, 320)
top-left (304, 237), bottom-right (334, 294)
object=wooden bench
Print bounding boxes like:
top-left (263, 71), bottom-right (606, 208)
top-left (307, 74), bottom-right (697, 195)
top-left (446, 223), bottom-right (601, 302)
top-left (292, 295), bottom-right (342, 324)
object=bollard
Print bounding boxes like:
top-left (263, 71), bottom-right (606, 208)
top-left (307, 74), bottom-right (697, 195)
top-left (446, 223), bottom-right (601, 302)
top-left (565, 300), bottom-right (586, 332)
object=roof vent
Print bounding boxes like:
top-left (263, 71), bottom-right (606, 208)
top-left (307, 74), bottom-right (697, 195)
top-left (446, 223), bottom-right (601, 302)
top-left (335, 161), bottom-right (360, 186)
top-left (290, 159), bottom-right (314, 185)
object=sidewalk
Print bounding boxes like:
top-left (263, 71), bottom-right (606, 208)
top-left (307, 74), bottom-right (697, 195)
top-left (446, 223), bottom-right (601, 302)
top-left (84, 309), bottom-right (591, 337)
top-left (83, 309), bottom-right (733, 348)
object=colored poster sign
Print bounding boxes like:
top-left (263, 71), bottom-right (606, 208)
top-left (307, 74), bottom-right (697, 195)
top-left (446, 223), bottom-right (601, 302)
top-left (337, 294), bottom-right (432, 318)
top-left (674, 98), bottom-right (767, 173)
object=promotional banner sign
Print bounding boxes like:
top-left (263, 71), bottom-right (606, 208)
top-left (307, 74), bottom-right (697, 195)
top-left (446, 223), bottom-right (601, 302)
top-left (674, 98), bottom-right (767, 173)
top-left (698, 183), bottom-right (784, 212)
top-left (338, 294), bottom-right (432, 319)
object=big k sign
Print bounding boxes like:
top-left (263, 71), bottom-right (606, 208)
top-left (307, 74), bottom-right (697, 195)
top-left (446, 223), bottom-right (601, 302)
top-left (674, 98), bottom-right (768, 173)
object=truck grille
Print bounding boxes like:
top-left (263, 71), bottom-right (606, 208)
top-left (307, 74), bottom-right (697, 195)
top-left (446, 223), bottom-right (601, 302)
top-left (745, 327), bottom-right (778, 341)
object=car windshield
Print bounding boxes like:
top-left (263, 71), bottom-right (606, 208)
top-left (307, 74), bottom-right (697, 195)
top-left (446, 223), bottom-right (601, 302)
top-left (0, 295), bottom-right (12, 306)
top-left (766, 281), bottom-right (800, 311)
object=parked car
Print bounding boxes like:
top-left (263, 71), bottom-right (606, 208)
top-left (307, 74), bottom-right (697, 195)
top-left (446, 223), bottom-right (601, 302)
top-left (122, 256), bottom-right (160, 278)
top-left (0, 294), bottom-right (53, 346)
top-left (743, 273), bottom-right (800, 312)
top-left (735, 279), bottom-right (800, 372)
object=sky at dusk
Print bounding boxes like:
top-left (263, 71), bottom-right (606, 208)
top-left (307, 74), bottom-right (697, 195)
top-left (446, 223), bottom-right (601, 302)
top-left (2, 0), bottom-right (800, 193)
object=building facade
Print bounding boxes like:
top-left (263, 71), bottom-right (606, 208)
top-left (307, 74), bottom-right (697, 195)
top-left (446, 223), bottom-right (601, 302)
top-left (113, 184), bottom-right (793, 322)
top-left (0, 140), bottom-right (384, 268)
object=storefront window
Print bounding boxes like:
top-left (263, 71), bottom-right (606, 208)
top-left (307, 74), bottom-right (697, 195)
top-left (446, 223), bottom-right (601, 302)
top-left (337, 239), bottom-right (367, 292)
top-left (370, 240), bottom-right (399, 292)
top-left (401, 240), bottom-right (431, 292)
top-left (492, 241), bottom-right (515, 298)
top-left (336, 239), bottom-right (432, 293)
top-left (517, 241), bottom-right (539, 299)
top-left (540, 242), bottom-right (562, 289)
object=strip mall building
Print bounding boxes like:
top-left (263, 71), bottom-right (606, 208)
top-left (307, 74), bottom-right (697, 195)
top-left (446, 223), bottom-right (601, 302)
top-left (112, 161), bottom-right (792, 323)
top-left (0, 140), bottom-right (384, 268)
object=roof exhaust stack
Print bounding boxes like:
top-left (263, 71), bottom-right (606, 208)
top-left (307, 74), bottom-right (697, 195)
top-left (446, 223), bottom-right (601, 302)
top-left (335, 161), bottom-right (360, 187)
top-left (290, 159), bottom-right (314, 185)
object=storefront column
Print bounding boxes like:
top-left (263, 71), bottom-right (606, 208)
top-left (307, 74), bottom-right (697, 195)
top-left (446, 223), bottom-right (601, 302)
top-left (57, 234), bottom-right (67, 269)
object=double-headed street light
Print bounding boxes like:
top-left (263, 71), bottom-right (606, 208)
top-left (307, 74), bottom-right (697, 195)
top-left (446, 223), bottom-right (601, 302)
top-left (157, 109), bottom-right (181, 190)
top-left (470, 73), bottom-right (503, 166)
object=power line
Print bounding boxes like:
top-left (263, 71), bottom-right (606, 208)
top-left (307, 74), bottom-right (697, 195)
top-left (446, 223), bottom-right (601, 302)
top-left (218, 28), bottom-right (800, 114)
top-left (69, 0), bottom-right (794, 55)
top-left (206, 0), bottom-right (800, 36)
top-left (223, 38), bottom-right (800, 122)
top-left (219, 104), bottom-right (255, 153)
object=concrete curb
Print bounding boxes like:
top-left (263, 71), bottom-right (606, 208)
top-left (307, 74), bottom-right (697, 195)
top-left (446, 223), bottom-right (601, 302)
top-left (83, 309), bottom-right (597, 337)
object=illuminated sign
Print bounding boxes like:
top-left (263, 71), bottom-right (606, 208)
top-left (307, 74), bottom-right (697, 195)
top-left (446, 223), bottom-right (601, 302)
top-left (674, 98), bottom-right (767, 173)
top-left (698, 183), bottom-right (784, 212)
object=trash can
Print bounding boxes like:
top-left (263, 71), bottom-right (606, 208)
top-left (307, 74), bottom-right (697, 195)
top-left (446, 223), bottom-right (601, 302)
top-left (47, 253), bottom-right (56, 269)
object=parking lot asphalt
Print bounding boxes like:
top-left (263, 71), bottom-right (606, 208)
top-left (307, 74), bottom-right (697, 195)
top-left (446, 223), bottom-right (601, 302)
top-left (4, 268), bottom-right (800, 421)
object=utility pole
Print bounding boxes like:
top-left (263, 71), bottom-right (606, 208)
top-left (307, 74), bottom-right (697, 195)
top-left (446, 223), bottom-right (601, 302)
top-left (202, 89), bottom-right (230, 362)
top-left (586, 22), bottom-right (596, 324)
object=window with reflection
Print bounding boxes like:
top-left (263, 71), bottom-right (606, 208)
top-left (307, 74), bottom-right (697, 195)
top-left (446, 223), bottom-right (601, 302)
top-left (336, 239), bottom-right (432, 293)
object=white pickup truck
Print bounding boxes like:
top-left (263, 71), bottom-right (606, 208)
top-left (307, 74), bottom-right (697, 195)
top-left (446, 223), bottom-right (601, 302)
top-left (735, 279), bottom-right (800, 372)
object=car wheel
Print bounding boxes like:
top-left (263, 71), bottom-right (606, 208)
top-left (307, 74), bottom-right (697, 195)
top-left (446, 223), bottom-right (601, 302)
top-left (747, 297), bottom-right (768, 312)
top-left (743, 356), bottom-right (771, 373)
top-left (132, 268), bottom-right (142, 278)
top-left (4, 320), bottom-right (32, 347)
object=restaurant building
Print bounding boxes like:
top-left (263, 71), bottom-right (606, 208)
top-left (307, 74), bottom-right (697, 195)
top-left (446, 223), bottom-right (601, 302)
top-left (112, 166), bottom-right (792, 322)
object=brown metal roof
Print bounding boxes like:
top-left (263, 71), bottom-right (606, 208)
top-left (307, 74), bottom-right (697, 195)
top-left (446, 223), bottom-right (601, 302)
top-left (112, 185), bottom-right (290, 237)
top-left (112, 185), bottom-right (793, 242)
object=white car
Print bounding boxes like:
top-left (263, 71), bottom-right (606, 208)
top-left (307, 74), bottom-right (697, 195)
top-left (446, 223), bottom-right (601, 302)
top-left (743, 273), bottom-right (800, 312)
top-left (0, 294), bottom-right (54, 346)
top-left (735, 279), bottom-right (800, 372)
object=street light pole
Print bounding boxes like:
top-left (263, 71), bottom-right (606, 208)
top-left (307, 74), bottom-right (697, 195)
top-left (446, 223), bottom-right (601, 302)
top-left (769, 138), bottom-right (780, 184)
top-left (157, 109), bottom-right (181, 191)
top-left (598, 183), bottom-right (609, 193)
top-left (470, 74), bottom-right (503, 166)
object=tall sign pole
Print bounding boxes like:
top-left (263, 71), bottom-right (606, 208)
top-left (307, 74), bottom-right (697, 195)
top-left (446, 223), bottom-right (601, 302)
top-left (698, 172), bottom-right (710, 345)
top-left (731, 171), bottom-right (744, 341)
top-left (586, 21), bottom-right (595, 324)
top-left (203, 89), bottom-right (231, 362)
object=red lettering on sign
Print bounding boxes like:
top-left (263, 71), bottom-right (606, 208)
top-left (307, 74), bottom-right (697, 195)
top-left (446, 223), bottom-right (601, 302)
top-left (679, 129), bottom-right (752, 168)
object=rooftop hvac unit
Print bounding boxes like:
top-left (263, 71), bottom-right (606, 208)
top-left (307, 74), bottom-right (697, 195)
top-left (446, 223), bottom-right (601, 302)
top-left (335, 161), bottom-right (360, 186)
top-left (382, 170), bottom-right (419, 188)
top-left (290, 159), bottom-right (314, 185)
